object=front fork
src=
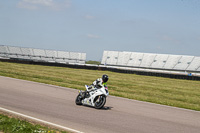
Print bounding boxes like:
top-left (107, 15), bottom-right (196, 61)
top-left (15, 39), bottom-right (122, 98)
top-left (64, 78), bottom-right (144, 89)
top-left (96, 96), bottom-right (101, 102)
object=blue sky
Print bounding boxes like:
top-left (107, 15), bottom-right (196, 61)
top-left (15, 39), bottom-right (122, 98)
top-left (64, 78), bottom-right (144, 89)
top-left (0, 0), bottom-right (200, 61)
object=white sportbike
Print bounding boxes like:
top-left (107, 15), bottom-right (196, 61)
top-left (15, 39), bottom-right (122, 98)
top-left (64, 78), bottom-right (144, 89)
top-left (75, 85), bottom-right (109, 109)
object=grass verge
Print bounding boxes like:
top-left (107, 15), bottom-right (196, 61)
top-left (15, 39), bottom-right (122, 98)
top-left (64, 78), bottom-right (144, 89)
top-left (0, 113), bottom-right (67, 133)
top-left (86, 60), bottom-right (101, 65)
top-left (0, 61), bottom-right (200, 111)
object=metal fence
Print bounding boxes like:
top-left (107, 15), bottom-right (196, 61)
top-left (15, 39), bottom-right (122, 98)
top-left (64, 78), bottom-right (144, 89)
top-left (0, 45), bottom-right (86, 64)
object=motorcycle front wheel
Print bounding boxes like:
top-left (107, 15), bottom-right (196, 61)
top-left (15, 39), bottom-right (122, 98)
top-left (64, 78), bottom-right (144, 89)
top-left (94, 95), bottom-right (106, 109)
top-left (75, 94), bottom-right (82, 105)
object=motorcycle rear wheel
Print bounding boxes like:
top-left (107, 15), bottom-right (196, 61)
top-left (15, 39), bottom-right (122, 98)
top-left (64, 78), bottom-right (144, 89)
top-left (94, 95), bottom-right (106, 109)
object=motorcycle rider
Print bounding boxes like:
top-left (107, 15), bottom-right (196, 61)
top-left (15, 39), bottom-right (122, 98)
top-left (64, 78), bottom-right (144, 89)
top-left (81, 74), bottom-right (109, 98)
top-left (89, 74), bottom-right (109, 90)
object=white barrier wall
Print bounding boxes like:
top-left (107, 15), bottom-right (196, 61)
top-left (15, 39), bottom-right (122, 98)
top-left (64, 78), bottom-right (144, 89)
top-left (117, 52), bottom-right (131, 66)
top-left (101, 50), bottom-right (200, 72)
top-left (104, 51), bottom-right (119, 65)
top-left (21, 47), bottom-right (33, 56)
top-left (163, 55), bottom-right (182, 69)
top-left (101, 51), bottom-right (108, 65)
top-left (140, 53), bottom-right (157, 68)
top-left (45, 50), bottom-right (57, 62)
top-left (0, 45), bottom-right (86, 64)
top-left (150, 54), bottom-right (169, 69)
top-left (173, 56), bottom-right (194, 70)
top-left (0, 45), bottom-right (9, 57)
top-left (186, 57), bottom-right (200, 71)
top-left (128, 52), bottom-right (143, 67)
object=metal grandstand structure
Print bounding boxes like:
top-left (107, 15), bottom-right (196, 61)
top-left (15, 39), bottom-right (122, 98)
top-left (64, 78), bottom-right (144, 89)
top-left (0, 45), bottom-right (86, 64)
top-left (101, 51), bottom-right (200, 75)
top-left (1, 45), bottom-right (200, 80)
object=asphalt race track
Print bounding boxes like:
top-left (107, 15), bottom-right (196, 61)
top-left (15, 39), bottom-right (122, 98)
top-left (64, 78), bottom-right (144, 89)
top-left (0, 76), bottom-right (200, 133)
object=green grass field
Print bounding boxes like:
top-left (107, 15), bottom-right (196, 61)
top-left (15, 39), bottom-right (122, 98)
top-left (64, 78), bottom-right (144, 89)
top-left (0, 114), bottom-right (67, 133)
top-left (0, 61), bottom-right (200, 111)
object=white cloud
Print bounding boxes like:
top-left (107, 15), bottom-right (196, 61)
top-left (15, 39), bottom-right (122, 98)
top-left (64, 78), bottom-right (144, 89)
top-left (87, 34), bottom-right (100, 39)
top-left (160, 35), bottom-right (181, 44)
top-left (85, 15), bottom-right (95, 20)
top-left (17, 1), bottom-right (38, 10)
top-left (24, 0), bottom-right (53, 6)
top-left (17, 0), bottom-right (71, 10)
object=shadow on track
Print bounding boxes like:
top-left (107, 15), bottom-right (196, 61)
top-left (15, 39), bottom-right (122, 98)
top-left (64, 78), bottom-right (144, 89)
top-left (79, 104), bottom-right (113, 110)
top-left (101, 106), bottom-right (113, 110)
